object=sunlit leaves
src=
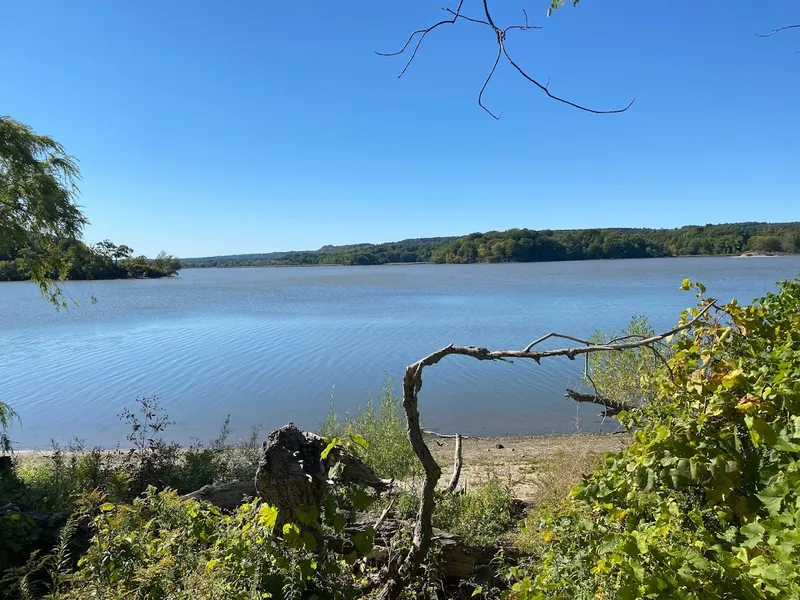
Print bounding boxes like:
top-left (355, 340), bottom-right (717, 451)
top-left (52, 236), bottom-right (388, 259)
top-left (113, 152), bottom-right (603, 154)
top-left (515, 276), bottom-right (800, 599)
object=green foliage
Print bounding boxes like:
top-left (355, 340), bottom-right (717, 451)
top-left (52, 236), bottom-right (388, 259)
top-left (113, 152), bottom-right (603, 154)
top-left (513, 276), bottom-right (800, 599)
top-left (319, 377), bottom-right (420, 480)
top-left (182, 223), bottom-right (800, 268)
top-left (0, 237), bottom-right (182, 283)
top-left (392, 474), bottom-right (518, 547)
top-left (44, 488), bottom-right (368, 600)
top-left (16, 440), bottom-right (122, 512)
top-left (0, 117), bottom-right (86, 304)
top-left (0, 400), bottom-right (20, 454)
top-left (434, 475), bottom-right (517, 546)
top-left (8, 405), bottom-right (263, 519)
top-left (586, 315), bottom-right (669, 415)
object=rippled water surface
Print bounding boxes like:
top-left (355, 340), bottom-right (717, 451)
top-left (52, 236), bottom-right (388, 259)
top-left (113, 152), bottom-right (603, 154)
top-left (2, 257), bottom-right (799, 448)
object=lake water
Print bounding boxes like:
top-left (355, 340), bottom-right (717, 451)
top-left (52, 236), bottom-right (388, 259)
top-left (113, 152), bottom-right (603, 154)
top-left (2, 257), bottom-right (799, 449)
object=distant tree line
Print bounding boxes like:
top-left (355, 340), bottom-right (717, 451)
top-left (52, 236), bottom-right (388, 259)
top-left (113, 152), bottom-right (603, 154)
top-left (0, 238), bottom-right (182, 282)
top-left (182, 223), bottom-right (800, 268)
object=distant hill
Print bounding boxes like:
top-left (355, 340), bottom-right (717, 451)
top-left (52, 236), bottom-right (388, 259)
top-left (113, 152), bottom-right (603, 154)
top-left (181, 223), bottom-right (800, 268)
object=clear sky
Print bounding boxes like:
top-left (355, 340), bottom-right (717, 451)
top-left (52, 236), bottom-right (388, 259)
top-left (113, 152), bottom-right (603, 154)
top-left (2, 1), bottom-right (798, 257)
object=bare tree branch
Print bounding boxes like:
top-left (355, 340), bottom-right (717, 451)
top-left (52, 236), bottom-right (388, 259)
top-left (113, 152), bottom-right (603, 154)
top-left (424, 430), bottom-right (474, 439)
top-left (446, 433), bottom-right (463, 493)
top-left (756, 24), bottom-right (800, 37)
top-left (374, 498), bottom-right (395, 531)
top-left (378, 0), bottom-right (634, 117)
top-left (376, 300), bottom-right (716, 600)
top-left (564, 388), bottom-right (626, 417)
top-left (375, 0), bottom-right (466, 79)
top-left (479, 45), bottom-right (503, 119)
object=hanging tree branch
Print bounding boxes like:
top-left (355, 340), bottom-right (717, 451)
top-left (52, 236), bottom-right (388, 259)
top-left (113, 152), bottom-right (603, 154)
top-left (377, 0), bottom-right (634, 118)
top-left (376, 300), bottom-right (717, 600)
top-left (756, 23), bottom-right (800, 53)
top-left (756, 24), bottom-right (800, 38)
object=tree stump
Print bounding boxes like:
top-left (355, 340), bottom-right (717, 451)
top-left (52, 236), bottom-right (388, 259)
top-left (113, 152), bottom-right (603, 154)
top-left (254, 423), bottom-right (391, 530)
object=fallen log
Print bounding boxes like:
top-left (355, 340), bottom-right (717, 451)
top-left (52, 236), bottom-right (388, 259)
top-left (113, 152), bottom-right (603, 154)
top-left (564, 388), bottom-right (628, 417)
top-left (181, 480), bottom-right (256, 510)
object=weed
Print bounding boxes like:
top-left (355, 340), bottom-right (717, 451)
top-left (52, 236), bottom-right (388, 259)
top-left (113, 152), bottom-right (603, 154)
top-left (320, 376), bottom-right (419, 480)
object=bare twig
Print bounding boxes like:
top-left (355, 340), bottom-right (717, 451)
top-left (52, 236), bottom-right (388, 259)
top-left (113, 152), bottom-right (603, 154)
top-left (374, 498), bottom-right (395, 531)
top-left (378, 0), bottom-right (633, 117)
top-left (376, 300), bottom-right (717, 600)
top-left (479, 45), bottom-right (503, 119)
top-left (375, 0), bottom-right (466, 78)
top-left (445, 433), bottom-right (463, 493)
top-left (756, 24), bottom-right (800, 37)
top-left (423, 430), bottom-right (474, 439)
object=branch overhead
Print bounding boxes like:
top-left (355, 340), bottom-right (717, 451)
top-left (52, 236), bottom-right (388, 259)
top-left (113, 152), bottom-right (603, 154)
top-left (377, 0), bottom-right (634, 117)
top-left (756, 24), bottom-right (800, 38)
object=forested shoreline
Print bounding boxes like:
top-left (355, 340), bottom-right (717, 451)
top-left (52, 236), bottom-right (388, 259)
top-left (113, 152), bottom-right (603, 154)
top-left (183, 222), bottom-right (800, 268)
top-left (0, 238), bottom-right (182, 282)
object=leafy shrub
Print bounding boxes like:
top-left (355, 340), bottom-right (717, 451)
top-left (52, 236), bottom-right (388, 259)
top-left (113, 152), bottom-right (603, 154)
top-left (320, 376), bottom-right (419, 480)
top-left (393, 474), bottom-right (517, 547)
top-left (1, 401), bottom-right (20, 454)
top-left (585, 314), bottom-right (669, 415)
top-left (43, 488), bottom-right (368, 600)
top-left (435, 474), bottom-right (517, 546)
top-left (513, 277), bottom-right (800, 599)
top-left (16, 440), bottom-right (122, 512)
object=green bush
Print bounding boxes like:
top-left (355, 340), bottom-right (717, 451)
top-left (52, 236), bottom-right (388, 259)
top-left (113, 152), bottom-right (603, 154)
top-left (393, 474), bottom-right (517, 547)
top-left (42, 488), bottom-right (366, 600)
top-left (16, 441), bottom-right (122, 513)
top-left (512, 277), bottom-right (800, 599)
top-left (1, 401), bottom-right (20, 454)
top-left (319, 376), bottom-right (419, 481)
top-left (434, 475), bottom-right (517, 546)
top-left (585, 315), bottom-right (669, 415)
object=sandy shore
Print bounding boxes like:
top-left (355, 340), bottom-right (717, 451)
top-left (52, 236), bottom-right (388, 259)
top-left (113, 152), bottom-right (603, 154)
top-left (12, 432), bottom-right (631, 502)
top-left (426, 433), bottom-right (630, 500)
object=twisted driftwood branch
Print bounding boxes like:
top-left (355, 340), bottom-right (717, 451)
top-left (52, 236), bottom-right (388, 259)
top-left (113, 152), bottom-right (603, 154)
top-left (377, 0), bottom-right (634, 117)
top-left (376, 300), bottom-right (716, 599)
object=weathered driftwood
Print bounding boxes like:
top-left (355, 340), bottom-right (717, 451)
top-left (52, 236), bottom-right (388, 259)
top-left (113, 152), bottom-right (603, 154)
top-left (423, 431), bottom-right (466, 493)
top-left (564, 388), bottom-right (627, 417)
top-left (181, 480), bottom-right (256, 510)
top-left (183, 424), bottom-right (392, 516)
top-left (254, 423), bottom-right (391, 529)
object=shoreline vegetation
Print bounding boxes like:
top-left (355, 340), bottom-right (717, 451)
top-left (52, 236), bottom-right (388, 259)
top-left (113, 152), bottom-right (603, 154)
top-left (0, 238), bottom-right (182, 283)
top-left (182, 221), bottom-right (800, 268)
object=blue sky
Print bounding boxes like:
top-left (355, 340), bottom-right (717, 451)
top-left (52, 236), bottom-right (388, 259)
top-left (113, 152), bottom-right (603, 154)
top-left (2, 1), bottom-right (798, 257)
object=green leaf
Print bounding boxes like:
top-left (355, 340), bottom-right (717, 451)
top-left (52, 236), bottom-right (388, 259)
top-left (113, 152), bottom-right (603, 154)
top-left (740, 522), bottom-right (765, 548)
top-left (321, 438), bottom-right (339, 460)
top-left (757, 480), bottom-right (788, 516)
top-left (352, 528), bottom-right (374, 555)
top-left (774, 434), bottom-right (800, 453)
top-left (301, 530), bottom-right (318, 552)
top-left (295, 505), bottom-right (319, 526)
top-left (349, 433), bottom-right (369, 450)
top-left (349, 487), bottom-right (373, 511)
top-left (258, 504), bottom-right (278, 529)
top-left (333, 514), bottom-right (346, 534)
top-left (99, 502), bottom-right (115, 512)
